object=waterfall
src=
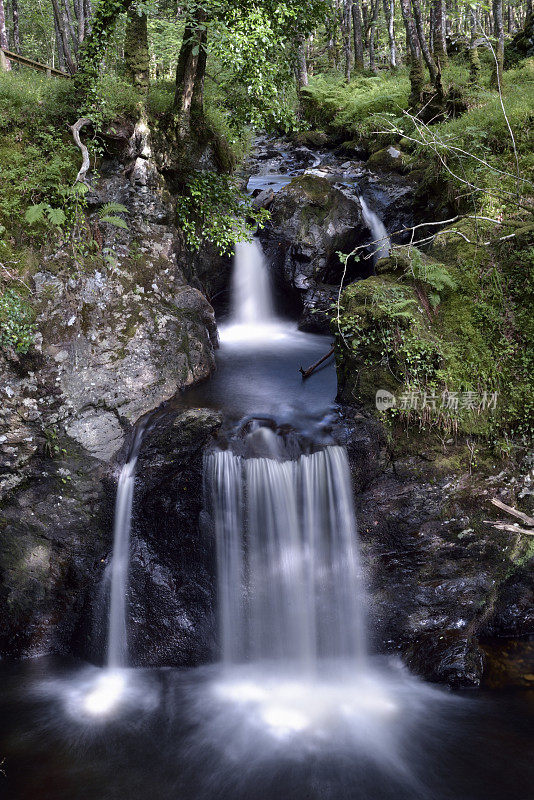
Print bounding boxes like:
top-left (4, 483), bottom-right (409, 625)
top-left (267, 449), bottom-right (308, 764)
top-left (359, 196), bottom-right (391, 262)
top-left (107, 430), bottom-right (143, 668)
top-left (205, 441), bottom-right (367, 670)
top-left (230, 239), bottom-right (275, 326)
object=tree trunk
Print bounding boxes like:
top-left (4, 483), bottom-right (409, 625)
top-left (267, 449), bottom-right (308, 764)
top-left (124, 7), bottom-right (149, 94)
top-left (11, 0), bottom-right (21, 54)
top-left (491, 0), bottom-right (504, 88)
top-left (400, 0), bottom-right (424, 103)
top-left (295, 37), bottom-right (309, 91)
top-left (432, 0), bottom-right (448, 67)
top-left (173, 11), bottom-right (207, 138)
top-left (62, 0), bottom-right (79, 54)
top-left (54, 10), bottom-right (66, 71)
top-left (73, 0), bottom-right (86, 43)
top-left (468, 5), bottom-right (480, 85)
top-left (382, 0), bottom-right (397, 67)
top-left (191, 23), bottom-right (207, 121)
top-left (352, 0), bottom-right (365, 69)
top-left (368, 0), bottom-right (380, 72)
top-left (411, 0), bottom-right (438, 81)
top-left (0, 0), bottom-right (11, 70)
top-left (342, 0), bottom-right (353, 81)
top-left (51, 0), bottom-right (76, 73)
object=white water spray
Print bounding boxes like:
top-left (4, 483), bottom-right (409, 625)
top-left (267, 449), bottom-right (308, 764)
top-left (360, 196), bottom-right (391, 262)
top-left (220, 239), bottom-right (299, 345)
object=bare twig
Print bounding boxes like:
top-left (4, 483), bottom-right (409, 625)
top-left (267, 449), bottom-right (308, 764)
top-left (490, 498), bottom-right (534, 527)
top-left (69, 118), bottom-right (92, 185)
top-left (484, 520), bottom-right (534, 536)
top-left (299, 345), bottom-right (335, 379)
top-left (0, 262), bottom-right (33, 294)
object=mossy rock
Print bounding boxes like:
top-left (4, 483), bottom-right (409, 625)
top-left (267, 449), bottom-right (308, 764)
top-left (367, 146), bottom-right (410, 174)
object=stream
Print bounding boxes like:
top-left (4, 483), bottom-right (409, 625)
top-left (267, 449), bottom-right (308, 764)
top-left (0, 139), bottom-right (533, 800)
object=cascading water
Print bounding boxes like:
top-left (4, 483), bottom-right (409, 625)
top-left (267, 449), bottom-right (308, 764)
top-left (205, 442), bottom-right (366, 669)
top-left (231, 239), bottom-right (274, 326)
top-left (107, 454), bottom-right (138, 668)
top-left (360, 196), bottom-right (391, 262)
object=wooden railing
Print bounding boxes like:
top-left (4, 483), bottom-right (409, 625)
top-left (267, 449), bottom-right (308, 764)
top-left (0, 48), bottom-right (71, 78)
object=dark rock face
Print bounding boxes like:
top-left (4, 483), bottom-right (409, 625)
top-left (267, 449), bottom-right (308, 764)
top-left (0, 123), bottom-right (220, 662)
top-left (81, 408), bottom-right (223, 667)
top-left (0, 444), bottom-right (109, 659)
top-left (260, 175), bottom-right (368, 330)
top-left (341, 409), bottom-right (534, 688)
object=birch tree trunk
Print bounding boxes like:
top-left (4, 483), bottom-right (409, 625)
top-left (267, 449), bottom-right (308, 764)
top-left (411, 0), bottom-right (438, 81)
top-left (352, 0), bottom-right (365, 69)
top-left (51, 0), bottom-right (76, 73)
top-left (11, 0), bottom-right (21, 54)
top-left (368, 0), bottom-right (380, 72)
top-left (342, 0), bottom-right (353, 81)
top-left (400, 0), bottom-right (424, 103)
top-left (383, 0), bottom-right (397, 67)
top-left (491, 0), bottom-right (504, 88)
top-left (432, 0), bottom-right (448, 67)
top-left (0, 0), bottom-right (11, 70)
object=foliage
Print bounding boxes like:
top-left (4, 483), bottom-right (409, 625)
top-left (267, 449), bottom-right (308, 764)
top-left (301, 71), bottom-right (410, 138)
top-left (0, 289), bottom-right (35, 354)
top-left (176, 171), bottom-right (269, 255)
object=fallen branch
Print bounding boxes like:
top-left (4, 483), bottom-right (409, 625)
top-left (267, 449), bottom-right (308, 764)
top-left (69, 118), bottom-right (92, 185)
top-left (490, 498), bottom-right (534, 527)
top-left (484, 520), bottom-right (534, 536)
top-left (299, 345), bottom-right (335, 379)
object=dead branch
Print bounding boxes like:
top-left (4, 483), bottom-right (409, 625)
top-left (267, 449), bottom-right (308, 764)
top-left (490, 498), bottom-right (534, 527)
top-left (484, 520), bottom-right (534, 536)
top-left (69, 118), bottom-right (91, 185)
top-left (299, 345), bottom-right (335, 379)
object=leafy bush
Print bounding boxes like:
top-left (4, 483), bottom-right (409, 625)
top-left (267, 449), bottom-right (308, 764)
top-left (0, 289), bottom-right (35, 354)
top-left (176, 172), bottom-right (269, 255)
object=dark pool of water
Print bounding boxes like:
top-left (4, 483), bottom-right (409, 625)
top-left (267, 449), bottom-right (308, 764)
top-left (184, 323), bottom-right (337, 437)
top-left (0, 657), bottom-right (533, 800)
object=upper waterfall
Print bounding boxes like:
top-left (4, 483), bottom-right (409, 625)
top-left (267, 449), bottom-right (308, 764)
top-left (220, 238), bottom-right (298, 345)
top-left (359, 196), bottom-right (391, 263)
top-left (231, 239), bottom-right (275, 326)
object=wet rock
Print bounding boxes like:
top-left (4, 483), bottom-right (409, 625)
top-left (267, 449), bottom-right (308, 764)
top-left (0, 127), bottom-right (220, 661)
top-left (343, 412), bottom-right (533, 687)
top-left (125, 408), bottom-right (223, 666)
top-left (259, 174), bottom-right (368, 329)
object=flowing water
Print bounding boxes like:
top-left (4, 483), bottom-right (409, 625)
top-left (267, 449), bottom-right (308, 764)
top-left (1, 157), bottom-right (533, 800)
top-left (206, 444), bottom-right (366, 666)
top-left (360, 195), bottom-right (391, 262)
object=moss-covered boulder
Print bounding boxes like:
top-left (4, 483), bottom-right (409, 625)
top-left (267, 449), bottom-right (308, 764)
top-left (367, 145), bottom-right (410, 174)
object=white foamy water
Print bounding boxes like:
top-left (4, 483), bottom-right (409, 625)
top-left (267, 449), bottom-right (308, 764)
top-left (360, 196), bottom-right (391, 262)
top-left (205, 442), bottom-right (366, 668)
top-left (220, 238), bottom-right (298, 346)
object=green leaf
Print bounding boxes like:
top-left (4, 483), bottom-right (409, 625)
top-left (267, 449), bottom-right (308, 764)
top-left (46, 207), bottom-right (66, 226)
top-left (100, 202), bottom-right (129, 216)
top-left (100, 215), bottom-right (128, 229)
top-left (25, 203), bottom-right (48, 225)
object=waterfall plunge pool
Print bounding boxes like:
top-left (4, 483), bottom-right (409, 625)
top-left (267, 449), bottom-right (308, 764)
top-left (0, 656), bottom-right (533, 800)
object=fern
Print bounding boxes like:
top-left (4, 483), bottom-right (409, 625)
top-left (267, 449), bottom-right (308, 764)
top-left (100, 202), bottom-right (129, 216)
top-left (46, 207), bottom-right (66, 226)
top-left (98, 203), bottom-right (128, 230)
top-left (100, 215), bottom-right (128, 229)
top-left (25, 203), bottom-right (48, 224)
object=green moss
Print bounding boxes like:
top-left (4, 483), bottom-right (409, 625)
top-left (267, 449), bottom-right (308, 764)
top-left (336, 228), bottom-right (534, 439)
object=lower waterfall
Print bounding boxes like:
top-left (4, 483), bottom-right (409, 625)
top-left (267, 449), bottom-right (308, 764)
top-left (205, 441), bottom-right (366, 668)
